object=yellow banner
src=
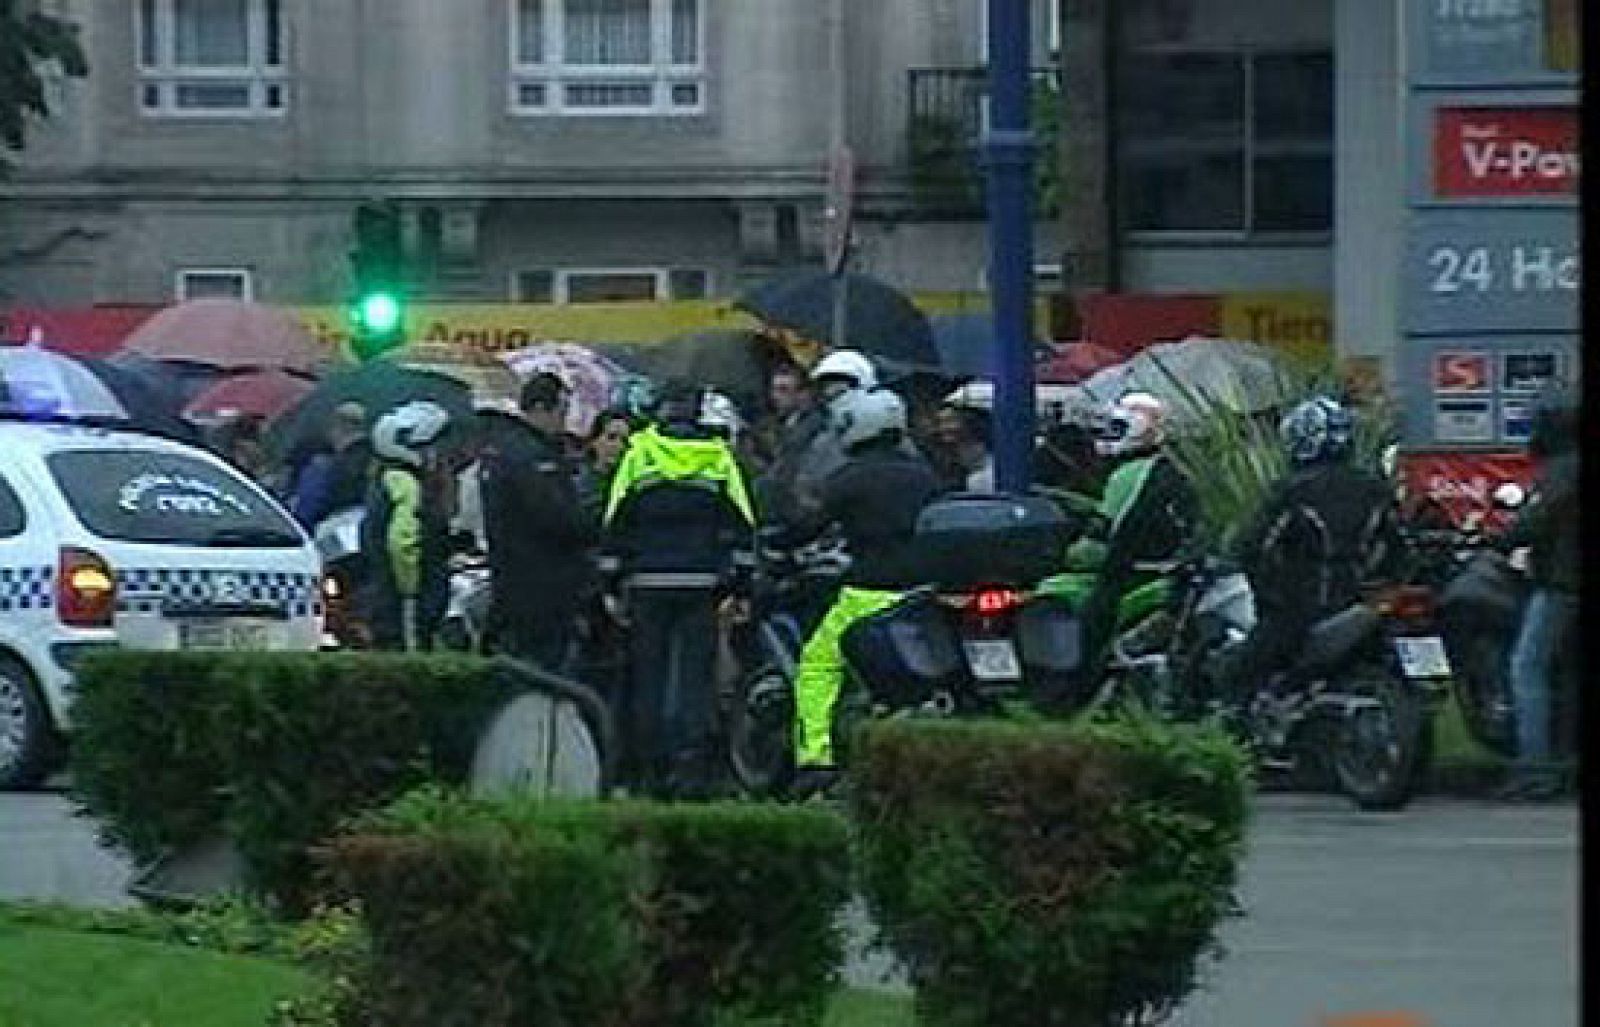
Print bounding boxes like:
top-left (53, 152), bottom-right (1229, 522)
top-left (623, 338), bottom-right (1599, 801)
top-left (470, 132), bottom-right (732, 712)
top-left (293, 301), bottom-right (757, 356)
top-left (293, 294), bottom-right (1048, 359)
top-left (1217, 291), bottom-right (1332, 365)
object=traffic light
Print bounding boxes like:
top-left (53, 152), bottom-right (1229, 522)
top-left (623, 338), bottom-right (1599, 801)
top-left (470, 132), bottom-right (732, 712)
top-left (349, 200), bottom-right (405, 360)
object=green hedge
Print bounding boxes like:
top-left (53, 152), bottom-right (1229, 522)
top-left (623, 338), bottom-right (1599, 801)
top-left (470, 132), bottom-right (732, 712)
top-left (322, 789), bottom-right (851, 1027)
top-left (849, 713), bottom-right (1250, 1027)
top-left (69, 652), bottom-right (532, 911)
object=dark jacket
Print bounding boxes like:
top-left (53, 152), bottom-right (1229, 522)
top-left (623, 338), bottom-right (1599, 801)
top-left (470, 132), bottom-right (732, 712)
top-left (801, 438), bottom-right (941, 590)
top-left (289, 439), bottom-right (372, 528)
top-left (1504, 450), bottom-right (1578, 593)
top-left (602, 422), bottom-right (756, 583)
top-left (479, 414), bottom-right (594, 614)
top-left (1237, 460), bottom-right (1399, 615)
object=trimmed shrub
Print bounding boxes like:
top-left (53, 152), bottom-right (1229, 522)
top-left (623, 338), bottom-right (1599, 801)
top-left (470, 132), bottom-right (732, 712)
top-left (69, 652), bottom-right (531, 911)
top-left (849, 713), bottom-right (1250, 1027)
top-left (324, 789), bottom-right (852, 1027)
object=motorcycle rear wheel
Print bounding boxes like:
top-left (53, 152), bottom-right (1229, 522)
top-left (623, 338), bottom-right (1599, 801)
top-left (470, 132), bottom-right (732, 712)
top-left (1329, 666), bottom-right (1428, 812)
top-left (728, 665), bottom-right (794, 796)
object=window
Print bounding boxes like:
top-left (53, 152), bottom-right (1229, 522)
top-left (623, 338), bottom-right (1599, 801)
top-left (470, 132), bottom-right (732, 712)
top-left (176, 268), bottom-right (253, 301)
top-left (510, 0), bottom-right (705, 115)
top-left (46, 451), bottom-right (302, 548)
top-left (137, 0), bottom-right (287, 117)
top-left (0, 474), bottom-right (26, 539)
top-left (1116, 50), bottom-right (1332, 235)
top-left (511, 267), bottom-right (712, 302)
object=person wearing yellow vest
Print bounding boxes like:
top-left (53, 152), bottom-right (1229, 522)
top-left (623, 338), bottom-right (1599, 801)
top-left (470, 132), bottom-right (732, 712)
top-left (601, 380), bottom-right (756, 798)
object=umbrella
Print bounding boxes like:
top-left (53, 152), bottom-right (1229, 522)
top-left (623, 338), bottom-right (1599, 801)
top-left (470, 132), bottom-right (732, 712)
top-left (1036, 342), bottom-right (1125, 384)
top-left (502, 343), bottom-right (630, 436)
top-left (184, 369), bottom-right (317, 422)
top-left (736, 270), bottom-right (940, 371)
top-left (394, 342), bottom-right (521, 409)
top-left (268, 358), bottom-right (475, 462)
top-left (120, 298), bottom-right (329, 375)
top-left (624, 328), bottom-right (769, 410)
top-left (79, 356), bottom-right (201, 443)
top-left (0, 344), bottom-right (129, 423)
top-left (1065, 338), bottom-right (1299, 422)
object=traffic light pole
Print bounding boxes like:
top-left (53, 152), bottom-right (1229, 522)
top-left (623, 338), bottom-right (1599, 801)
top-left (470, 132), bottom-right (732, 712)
top-left (982, 0), bottom-right (1037, 493)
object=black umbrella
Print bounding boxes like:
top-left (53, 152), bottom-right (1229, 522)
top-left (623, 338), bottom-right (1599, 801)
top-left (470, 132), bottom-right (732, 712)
top-left (626, 328), bottom-right (769, 411)
top-left (736, 270), bottom-right (940, 370)
top-left (79, 357), bottom-right (201, 445)
top-left (267, 358), bottom-right (476, 463)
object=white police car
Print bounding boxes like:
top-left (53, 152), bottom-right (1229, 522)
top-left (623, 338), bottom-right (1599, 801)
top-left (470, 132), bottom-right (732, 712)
top-left (0, 352), bottom-right (323, 788)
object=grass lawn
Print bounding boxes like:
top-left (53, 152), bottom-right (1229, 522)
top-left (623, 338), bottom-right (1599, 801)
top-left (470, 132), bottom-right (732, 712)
top-left (0, 923), bottom-right (307, 1027)
top-left (0, 919), bottom-right (912, 1027)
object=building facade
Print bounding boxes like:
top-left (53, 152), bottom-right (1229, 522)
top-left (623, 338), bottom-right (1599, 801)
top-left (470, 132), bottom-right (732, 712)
top-left (3, 0), bottom-right (1338, 312)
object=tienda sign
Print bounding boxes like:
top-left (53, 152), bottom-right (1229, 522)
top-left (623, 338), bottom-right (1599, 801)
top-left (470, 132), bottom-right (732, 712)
top-left (1434, 106), bottom-right (1579, 197)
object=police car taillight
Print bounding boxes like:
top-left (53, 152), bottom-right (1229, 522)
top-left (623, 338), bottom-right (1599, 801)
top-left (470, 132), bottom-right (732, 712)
top-left (57, 547), bottom-right (116, 628)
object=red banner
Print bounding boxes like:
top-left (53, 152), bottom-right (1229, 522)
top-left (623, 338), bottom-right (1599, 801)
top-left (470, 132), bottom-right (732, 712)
top-left (1399, 450), bottom-right (1535, 531)
top-left (1433, 106), bottom-right (1580, 197)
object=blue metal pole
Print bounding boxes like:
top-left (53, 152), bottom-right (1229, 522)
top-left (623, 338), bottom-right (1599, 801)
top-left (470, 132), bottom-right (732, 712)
top-left (982, 0), bottom-right (1037, 493)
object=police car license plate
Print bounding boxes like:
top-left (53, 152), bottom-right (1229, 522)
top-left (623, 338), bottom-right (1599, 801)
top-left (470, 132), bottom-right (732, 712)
top-left (963, 639), bottom-right (1022, 682)
top-left (1393, 635), bottom-right (1452, 679)
top-left (179, 620), bottom-right (270, 651)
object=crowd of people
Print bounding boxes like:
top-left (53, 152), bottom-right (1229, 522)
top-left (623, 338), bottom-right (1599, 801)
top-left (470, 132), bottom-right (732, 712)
top-left (209, 343), bottom-right (1575, 803)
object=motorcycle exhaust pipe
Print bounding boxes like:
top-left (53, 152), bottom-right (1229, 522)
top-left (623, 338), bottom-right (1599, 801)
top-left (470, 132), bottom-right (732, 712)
top-left (922, 691), bottom-right (957, 717)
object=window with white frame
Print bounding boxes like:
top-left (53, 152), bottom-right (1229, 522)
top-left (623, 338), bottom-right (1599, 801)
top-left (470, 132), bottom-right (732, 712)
top-left (510, 0), bottom-right (705, 115)
top-left (137, 0), bottom-right (287, 116)
top-left (176, 268), bottom-right (253, 301)
top-left (1116, 50), bottom-right (1333, 235)
top-left (512, 267), bottom-right (710, 303)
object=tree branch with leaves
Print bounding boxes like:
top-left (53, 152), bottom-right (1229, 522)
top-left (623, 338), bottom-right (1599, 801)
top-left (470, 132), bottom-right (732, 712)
top-left (0, 0), bottom-right (89, 170)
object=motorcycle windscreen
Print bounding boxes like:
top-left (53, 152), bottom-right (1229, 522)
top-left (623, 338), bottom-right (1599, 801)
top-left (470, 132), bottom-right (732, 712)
top-left (840, 592), bottom-right (965, 710)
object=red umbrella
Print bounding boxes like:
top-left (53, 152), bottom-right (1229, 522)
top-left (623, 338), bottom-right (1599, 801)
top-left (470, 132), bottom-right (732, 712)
top-left (1036, 342), bottom-right (1124, 384)
top-left (121, 299), bottom-right (329, 375)
top-left (184, 369), bottom-right (316, 422)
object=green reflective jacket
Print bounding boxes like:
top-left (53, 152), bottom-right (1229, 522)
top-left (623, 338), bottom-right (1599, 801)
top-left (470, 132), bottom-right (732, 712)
top-left (602, 425), bottom-right (756, 527)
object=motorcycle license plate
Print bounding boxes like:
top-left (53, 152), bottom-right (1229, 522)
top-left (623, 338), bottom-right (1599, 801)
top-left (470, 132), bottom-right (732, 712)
top-left (963, 639), bottom-right (1022, 682)
top-left (1393, 636), bottom-right (1452, 678)
top-left (179, 620), bottom-right (270, 651)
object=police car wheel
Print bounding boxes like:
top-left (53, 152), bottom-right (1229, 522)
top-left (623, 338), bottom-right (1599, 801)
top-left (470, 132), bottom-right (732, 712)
top-left (0, 658), bottom-right (54, 791)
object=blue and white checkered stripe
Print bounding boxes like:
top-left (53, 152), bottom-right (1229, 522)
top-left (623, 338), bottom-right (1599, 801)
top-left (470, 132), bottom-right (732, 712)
top-left (0, 565), bottom-right (54, 613)
top-left (116, 568), bottom-right (323, 618)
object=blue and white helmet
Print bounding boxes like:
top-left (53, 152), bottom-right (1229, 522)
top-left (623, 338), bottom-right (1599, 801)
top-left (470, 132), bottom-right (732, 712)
top-left (1279, 396), bottom-right (1353, 466)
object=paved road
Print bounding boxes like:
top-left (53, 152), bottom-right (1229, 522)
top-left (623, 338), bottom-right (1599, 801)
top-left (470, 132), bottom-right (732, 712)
top-left (1, 791), bottom-right (1577, 1026)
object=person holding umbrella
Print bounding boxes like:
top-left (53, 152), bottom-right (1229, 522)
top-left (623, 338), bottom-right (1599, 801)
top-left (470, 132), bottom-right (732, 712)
top-left (287, 402), bottom-right (371, 530)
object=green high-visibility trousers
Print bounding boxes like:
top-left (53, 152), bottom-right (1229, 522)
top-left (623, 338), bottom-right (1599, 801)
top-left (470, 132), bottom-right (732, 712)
top-left (793, 586), bottom-right (901, 768)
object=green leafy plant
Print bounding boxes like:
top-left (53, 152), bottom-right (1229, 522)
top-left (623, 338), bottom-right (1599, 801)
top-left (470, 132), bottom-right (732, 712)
top-left (1152, 357), bottom-right (1397, 556)
top-left (69, 652), bottom-right (531, 912)
top-left (323, 791), bottom-right (852, 1027)
top-left (849, 713), bottom-right (1250, 1027)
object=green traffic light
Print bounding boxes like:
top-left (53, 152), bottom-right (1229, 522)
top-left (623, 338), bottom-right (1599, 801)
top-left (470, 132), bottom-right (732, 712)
top-left (354, 292), bottom-right (403, 335)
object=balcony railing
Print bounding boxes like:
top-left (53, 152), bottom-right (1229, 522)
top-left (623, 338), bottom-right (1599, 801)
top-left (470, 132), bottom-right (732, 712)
top-left (906, 66), bottom-right (1061, 217)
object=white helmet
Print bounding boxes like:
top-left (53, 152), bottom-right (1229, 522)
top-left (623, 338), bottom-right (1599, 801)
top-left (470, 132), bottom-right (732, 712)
top-left (831, 387), bottom-right (907, 452)
top-left (372, 400), bottom-right (452, 468)
top-left (811, 349), bottom-right (878, 391)
top-left (1092, 391), bottom-right (1167, 458)
top-left (699, 389), bottom-right (743, 439)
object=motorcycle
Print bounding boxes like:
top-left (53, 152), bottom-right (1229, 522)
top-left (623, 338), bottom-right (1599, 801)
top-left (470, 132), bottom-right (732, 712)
top-left (724, 530), bottom-right (850, 795)
top-left (825, 493), bottom-right (1089, 759)
top-left (1098, 552), bottom-right (1442, 811)
top-left (1437, 484), bottom-right (1577, 761)
top-left (312, 506), bottom-right (368, 650)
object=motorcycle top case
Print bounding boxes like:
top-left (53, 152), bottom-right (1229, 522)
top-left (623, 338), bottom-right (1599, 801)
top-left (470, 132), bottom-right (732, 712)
top-left (911, 492), bottom-right (1078, 590)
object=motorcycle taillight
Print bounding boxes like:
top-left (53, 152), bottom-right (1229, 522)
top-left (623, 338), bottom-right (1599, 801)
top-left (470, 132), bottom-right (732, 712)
top-left (1377, 585), bottom-right (1435, 623)
top-left (974, 588), bottom-right (1024, 617)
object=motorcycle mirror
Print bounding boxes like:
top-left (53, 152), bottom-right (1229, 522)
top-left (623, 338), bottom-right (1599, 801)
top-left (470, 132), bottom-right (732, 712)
top-left (1491, 482), bottom-right (1527, 510)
